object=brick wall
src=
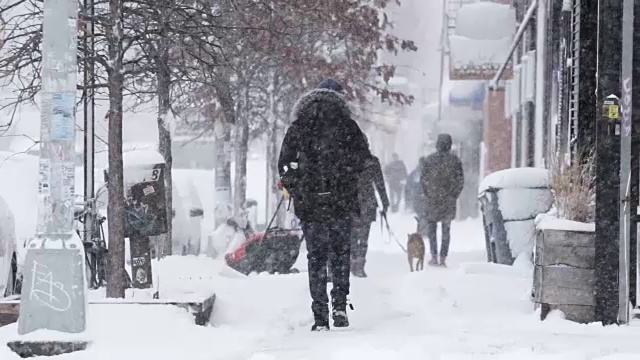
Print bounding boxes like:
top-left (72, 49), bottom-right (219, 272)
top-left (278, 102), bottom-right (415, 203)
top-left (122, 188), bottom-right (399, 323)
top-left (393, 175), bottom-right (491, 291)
top-left (483, 89), bottom-right (512, 176)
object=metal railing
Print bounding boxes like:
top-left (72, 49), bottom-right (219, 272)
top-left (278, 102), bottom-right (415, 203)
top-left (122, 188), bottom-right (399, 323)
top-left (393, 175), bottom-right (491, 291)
top-left (488, 0), bottom-right (539, 90)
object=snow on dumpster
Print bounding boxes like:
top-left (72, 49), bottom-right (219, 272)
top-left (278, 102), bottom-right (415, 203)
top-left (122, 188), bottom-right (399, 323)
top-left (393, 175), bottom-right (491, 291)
top-left (478, 167), bottom-right (551, 194)
top-left (478, 168), bottom-right (553, 264)
top-left (455, 2), bottom-right (516, 40)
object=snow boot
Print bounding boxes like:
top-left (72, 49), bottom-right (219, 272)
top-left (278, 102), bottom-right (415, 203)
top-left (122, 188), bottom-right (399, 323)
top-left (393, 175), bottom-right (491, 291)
top-left (332, 308), bottom-right (349, 328)
top-left (439, 256), bottom-right (447, 268)
top-left (311, 306), bottom-right (330, 331)
top-left (428, 256), bottom-right (439, 267)
top-left (331, 300), bottom-right (350, 328)
top-left (311, 319), bottom-right (330, 331)
top-left (351, 258), bottom-right (367, 278)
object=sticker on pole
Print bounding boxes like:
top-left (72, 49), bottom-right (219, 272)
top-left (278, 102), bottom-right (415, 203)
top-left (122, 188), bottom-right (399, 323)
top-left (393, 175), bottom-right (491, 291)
top-left (51, 92), bottom-right (76, 141)
top-left (603, 95), bottom-right (621, 122)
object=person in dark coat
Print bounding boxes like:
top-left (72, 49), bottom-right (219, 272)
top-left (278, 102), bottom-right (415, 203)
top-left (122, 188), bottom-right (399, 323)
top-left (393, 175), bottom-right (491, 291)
top-left (351, 152), bottom-right (389, 278)
top-left (278, 78), bottom-right (371, 331)
top-left (384, 153), bottom-right (408, 212)
top-left (420, 134), bottom-right (464, 267)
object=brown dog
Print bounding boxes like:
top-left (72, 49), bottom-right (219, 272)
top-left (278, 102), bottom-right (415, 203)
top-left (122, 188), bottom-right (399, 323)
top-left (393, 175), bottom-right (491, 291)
top-left (407, 218), bottom-right (425, 272)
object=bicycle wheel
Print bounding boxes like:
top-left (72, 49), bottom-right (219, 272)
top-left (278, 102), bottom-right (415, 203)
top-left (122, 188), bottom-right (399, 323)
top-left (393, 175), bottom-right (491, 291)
top-left (85, 250), bottom-right (98, 289)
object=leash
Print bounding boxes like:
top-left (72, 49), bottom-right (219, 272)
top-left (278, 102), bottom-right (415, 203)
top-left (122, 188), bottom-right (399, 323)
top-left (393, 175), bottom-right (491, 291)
top-left (380, 211), bottom-right (407, 254)
top-left (264, 196), bottom-right (286, 235)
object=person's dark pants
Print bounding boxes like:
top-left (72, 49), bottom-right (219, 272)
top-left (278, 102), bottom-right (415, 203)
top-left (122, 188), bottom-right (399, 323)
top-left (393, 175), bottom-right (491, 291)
top-left (426, 221), bottom-right (451, 257)
top-left (351, 217), bottom-right (371, 260)
top-left (302, 218), bottom-right (352, 321)
top-left (389, 183), bottom-right (403, 212)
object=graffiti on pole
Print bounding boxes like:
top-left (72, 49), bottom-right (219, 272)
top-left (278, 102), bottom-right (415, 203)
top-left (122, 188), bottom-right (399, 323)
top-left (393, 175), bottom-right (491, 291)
top-left (621, 77), bottom-right (632, 137)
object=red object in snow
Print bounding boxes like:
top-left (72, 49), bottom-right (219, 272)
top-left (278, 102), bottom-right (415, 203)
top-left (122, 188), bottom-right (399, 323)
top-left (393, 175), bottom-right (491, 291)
top-left (225, 232), bottom-right (264, 263)
top-left (224, 229), bottom-right (302, 275)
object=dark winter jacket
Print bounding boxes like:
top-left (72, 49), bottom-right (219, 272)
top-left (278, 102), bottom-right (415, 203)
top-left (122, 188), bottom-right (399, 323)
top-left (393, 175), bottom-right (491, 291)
top-left (356, 155), bottom-right (390, 223)
top-left (278, 88), bottom-right (371, 223)
top-left (406, 157), bottom-right (428, 217)
top-left (420, 134), bottom-right (464, 222)
top-left (384, 159), bottom-right (408, 186)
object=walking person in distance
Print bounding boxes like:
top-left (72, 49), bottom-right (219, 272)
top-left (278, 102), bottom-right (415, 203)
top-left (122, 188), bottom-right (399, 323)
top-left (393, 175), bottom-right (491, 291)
top-left (351, 146), bottom-right (389, 278)
top-left (420, 134), bottom-right (464, 267)
top-left (384, 153), bottom-right (408, 212)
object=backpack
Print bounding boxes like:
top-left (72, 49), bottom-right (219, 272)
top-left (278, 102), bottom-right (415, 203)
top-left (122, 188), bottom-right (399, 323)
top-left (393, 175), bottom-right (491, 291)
top-left (295, 121), bottom-right (363, 212)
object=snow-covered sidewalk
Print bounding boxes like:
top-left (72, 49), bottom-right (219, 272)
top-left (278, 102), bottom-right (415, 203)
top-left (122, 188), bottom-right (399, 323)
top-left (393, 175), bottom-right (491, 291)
top-left (3, 214), bottom-right (640, 359)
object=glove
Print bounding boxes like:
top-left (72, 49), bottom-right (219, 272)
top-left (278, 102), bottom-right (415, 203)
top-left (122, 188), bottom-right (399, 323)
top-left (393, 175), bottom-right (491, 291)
top-left (283, 187), bottom-right (291, 200)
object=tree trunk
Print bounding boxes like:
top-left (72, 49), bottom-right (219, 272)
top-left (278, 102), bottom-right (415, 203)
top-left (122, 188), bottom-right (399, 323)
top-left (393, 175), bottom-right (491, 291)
top-left (156, 35), bottom-right (172, 257)
top-left (213, 76), bottom-right (235, 228)
top-left (233, 120), bottom-right (249, 215)
top-left (233, 88), bottom-right (249, 216)
top-left (265, 72), bottom-right (285, 227)
top-left (105, 0), bottom-right (126, 299)
top-left (267, 118), bottom-right (285, 227)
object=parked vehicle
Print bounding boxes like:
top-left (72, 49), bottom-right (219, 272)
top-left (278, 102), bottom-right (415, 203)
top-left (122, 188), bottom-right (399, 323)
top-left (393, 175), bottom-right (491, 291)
top-left (0, 194), bottom-right (19, 297)
top-left (477, 168), bottom-right (553, 265)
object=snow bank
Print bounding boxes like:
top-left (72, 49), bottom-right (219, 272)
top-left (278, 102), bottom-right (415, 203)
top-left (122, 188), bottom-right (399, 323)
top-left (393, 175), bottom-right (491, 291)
top-left (449, 35), bottom-right (512, 74)
top-left (479, 167), bottom-right (551, 194)
top-left (455, 2), bottom-right (516, 40)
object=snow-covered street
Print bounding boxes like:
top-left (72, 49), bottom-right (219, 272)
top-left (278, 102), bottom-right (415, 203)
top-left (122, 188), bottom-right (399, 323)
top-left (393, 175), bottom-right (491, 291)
top-left (3, 214), bottom-right (640, 359)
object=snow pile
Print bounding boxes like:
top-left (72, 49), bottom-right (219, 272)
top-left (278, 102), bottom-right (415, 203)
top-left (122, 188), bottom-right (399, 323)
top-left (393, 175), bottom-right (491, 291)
top-left (536, 212), bottom-right (595, 232)
top-left (122, 148), bottom-right (165, 168)
top-left (200, 221), bottom-right (246, 259)
top-left (500, 188), bottom-right (552, 263)
top-left (479, 168), bottom-right (553, 263)
top-left (498, 188), bottom-right (554, 221)
top-left (479, 167), bottom-right (551, 194)
top-left (455, 2), bottom-right (516, 40)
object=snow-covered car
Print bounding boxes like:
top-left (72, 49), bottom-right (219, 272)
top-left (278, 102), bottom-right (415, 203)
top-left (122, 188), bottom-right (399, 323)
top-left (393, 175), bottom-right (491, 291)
top-left (477, 167), bottom-right (553, 265)
top-left (0, 194), bottom-right (18, 297)
top-left (0, 151), bottom-right (40, 294)
top-left (171, 172), bottom-right (206, 255)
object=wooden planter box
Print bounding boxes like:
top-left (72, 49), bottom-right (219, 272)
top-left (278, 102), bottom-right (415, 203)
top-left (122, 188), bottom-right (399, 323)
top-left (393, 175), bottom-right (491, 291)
top-left (533, 228), bottom-right (596, 323)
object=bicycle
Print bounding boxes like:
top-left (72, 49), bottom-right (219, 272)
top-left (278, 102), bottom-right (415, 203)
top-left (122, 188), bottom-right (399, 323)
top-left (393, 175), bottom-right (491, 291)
top-left (74, 183), bottom-right (108, 289)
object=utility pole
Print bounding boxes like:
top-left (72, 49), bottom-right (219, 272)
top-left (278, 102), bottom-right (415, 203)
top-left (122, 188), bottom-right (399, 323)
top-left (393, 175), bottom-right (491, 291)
top-left (17, 0), bottom-right (87, 336)
top-left (594, 0), bottom-right (623, 326)
top-left (83, 0), bottom-right (96, 243)
top-left (618, 0), bottom-right (635, 325)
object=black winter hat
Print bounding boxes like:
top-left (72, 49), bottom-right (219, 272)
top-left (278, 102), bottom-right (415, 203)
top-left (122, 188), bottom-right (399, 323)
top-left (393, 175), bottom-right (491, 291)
top-left (436, 133), bottom-right (453, 152)
top-left (317, 78), bottom-right (344, 93)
